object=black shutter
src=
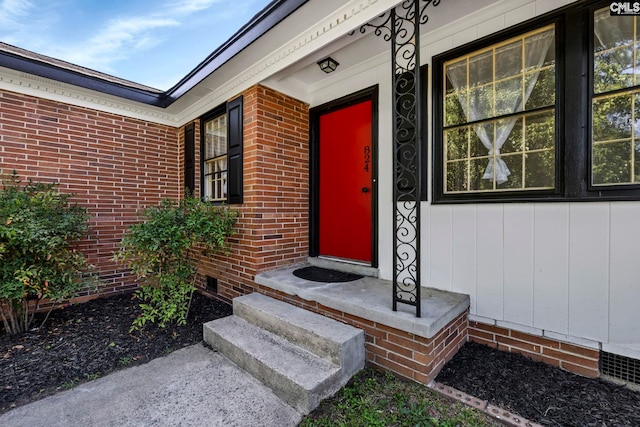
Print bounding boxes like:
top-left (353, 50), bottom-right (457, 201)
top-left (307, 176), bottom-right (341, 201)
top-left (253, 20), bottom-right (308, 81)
top-left (184, 123), bottom-right (195, 194)
top-left (420, 64), bottom-right (428, 201)
top-left (226, 96), bottom-right (243, 204)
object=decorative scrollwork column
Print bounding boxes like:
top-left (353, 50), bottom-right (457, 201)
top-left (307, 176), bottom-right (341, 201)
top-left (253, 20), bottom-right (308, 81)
top-left (391, 0), bottom-right (421, 316)
top-left (353, 0), bottom-right (440, 317)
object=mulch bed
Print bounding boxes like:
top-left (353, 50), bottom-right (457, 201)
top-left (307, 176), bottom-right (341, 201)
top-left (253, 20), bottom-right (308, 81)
top-left (5, 295), bottom-right (640, 426)
top-left (1, 291), bottom-right (231, 414)
top-left (436, 341), bottom-right (640, 426)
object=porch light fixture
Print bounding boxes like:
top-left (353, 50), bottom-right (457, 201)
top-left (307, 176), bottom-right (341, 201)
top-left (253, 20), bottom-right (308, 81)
top-left (317, 57), bottom-right (339, 73)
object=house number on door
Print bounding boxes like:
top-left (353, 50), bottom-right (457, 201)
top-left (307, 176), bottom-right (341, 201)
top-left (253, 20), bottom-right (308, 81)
top-left (364, 146), bottom-right (371, 172)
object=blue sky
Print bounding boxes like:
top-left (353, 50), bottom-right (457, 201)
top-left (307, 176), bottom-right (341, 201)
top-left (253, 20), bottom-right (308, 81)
top-left (0, 0), bottom-right (273, 90)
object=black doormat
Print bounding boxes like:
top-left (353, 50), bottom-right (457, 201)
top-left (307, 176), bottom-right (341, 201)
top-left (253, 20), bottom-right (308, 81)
top-left (292, 266), bottom-right (363, 283)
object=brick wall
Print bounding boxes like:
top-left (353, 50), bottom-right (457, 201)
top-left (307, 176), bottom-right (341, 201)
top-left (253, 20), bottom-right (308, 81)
top-left (2, 86), bottom-right (603, 383)
top-left (0, 89), bottom-right (180, 301)
top-left (469, 321), bottom-right (600, 378)
top-left (180, 84), bottom-right (309, 301)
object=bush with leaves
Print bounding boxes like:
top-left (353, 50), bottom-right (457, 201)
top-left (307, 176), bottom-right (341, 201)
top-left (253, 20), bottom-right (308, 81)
top-left (0, 172), bottom-right (91, 335)
top-left (113, 196), bottom-right (237, 330)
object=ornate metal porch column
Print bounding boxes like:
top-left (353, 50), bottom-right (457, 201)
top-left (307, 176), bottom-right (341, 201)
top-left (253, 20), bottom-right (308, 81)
top-left (356, 0), bottom-right (440, 317)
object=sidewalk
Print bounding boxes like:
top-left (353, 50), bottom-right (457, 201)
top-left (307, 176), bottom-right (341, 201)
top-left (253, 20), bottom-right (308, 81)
top-left (0, 343), bottom-right (302, 427)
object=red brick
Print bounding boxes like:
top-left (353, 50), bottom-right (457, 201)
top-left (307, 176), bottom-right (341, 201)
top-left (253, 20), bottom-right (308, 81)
top-left (468, 328), bottom-right (494, 342)
top-left (387, 332), bottom-right (431, 354)
top-left (559, 342), bottom-right (599, 359)
top-left (470, 322), bottom-right (510, 337)
top-left (373, 356), bottom-right (415, 380)
top-left (509, 330), bottom-right (560, 349)
top-left (470, 336), bottom-right (498, 348)
top-left (543, 348), bottom-right (600, 369)
top-left (560, 360), bottom-right (600, 378)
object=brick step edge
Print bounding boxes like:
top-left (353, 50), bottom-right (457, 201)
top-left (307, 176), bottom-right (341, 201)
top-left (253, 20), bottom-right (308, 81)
top-left (428, 382), bottom-right (543, 427)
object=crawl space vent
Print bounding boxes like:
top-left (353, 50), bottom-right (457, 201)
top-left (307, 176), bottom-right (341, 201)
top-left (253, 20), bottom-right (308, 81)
top-left (601, 351), bottom-right (640, 385)
top-left (206, 276), bottom-right (218, 294)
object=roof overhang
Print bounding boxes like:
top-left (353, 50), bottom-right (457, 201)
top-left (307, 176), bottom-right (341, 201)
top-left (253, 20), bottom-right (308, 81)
top-left (0, 0), bottom-right (406, 125)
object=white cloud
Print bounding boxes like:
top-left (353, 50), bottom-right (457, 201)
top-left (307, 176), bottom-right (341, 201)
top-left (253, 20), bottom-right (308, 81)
top-left (0, 0), bottom-right (33, 28)
top-left (56, 16), bottom-right (179, 72)
top-left (166, 0), bottom-right (222, 15)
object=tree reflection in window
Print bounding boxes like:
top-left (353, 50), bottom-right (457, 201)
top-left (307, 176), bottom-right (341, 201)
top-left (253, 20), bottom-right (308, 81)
top-left (593, 7), bottom-right (640, 186)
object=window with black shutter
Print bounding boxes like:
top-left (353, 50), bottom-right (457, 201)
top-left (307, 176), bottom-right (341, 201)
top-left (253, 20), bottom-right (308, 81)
top-left (200, 96), bottom-right (243, 204)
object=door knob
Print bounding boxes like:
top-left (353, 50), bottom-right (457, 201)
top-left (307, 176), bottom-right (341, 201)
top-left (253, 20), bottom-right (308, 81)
top-left (362, 187), bottom-right (370, 193)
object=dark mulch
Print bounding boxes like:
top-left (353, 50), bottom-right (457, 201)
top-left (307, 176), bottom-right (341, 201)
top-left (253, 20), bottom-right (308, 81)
top-left (0, 292), bottom-right (231, 414)
top-left (436, 341), bottom-right (640, 426)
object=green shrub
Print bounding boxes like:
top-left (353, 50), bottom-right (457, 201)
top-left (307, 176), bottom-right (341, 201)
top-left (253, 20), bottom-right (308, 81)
top-left (113, 196), bottom-right (236, 330)
top-left (0, 172), bottom-right (91, 335)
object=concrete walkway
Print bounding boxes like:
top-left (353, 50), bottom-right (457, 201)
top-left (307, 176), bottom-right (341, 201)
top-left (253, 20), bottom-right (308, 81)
top-left (0, 344), bottom-right (302, 427)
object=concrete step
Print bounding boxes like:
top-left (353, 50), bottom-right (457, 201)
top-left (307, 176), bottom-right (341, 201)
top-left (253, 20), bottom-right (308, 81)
top-left (233, 293), bottom-right (365, 378)
top-left (203, 315), bottom-right (344, 414)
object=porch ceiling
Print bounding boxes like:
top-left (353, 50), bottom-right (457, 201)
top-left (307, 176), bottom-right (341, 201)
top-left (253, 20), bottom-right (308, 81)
top-left (261, 0), bottom-right (497, 104)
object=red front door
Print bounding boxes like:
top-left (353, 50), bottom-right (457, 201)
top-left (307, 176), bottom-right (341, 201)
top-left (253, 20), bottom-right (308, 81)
top-left (318, 99), bottom-right (373, 263)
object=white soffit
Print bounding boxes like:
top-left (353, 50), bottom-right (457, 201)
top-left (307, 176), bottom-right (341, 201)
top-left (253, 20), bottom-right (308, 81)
top-left (0, 66), bottom-right (174, 125)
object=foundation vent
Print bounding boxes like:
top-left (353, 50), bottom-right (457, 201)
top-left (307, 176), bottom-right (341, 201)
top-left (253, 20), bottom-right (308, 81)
top-left (206, 276), bottom-right (218, 294)
top-left (601, 351), bottom-right (640, 385)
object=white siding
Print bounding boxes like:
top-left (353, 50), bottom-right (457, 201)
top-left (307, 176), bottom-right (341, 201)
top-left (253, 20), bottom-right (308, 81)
top-left (476, 205), bottom-right (504, 320)
top-left (568, 204), bottom-right (609, 342)
top-left (303, 0), bottom-right (640, 354)
top-left (450, 205), bottom-right (477, 313)
top-left (533, 204), bottom-right (569, 334)
top-left (503, 204), bottom-right (534, 326)
top-left (609, 204), bottom-right (640, 344)
top-left (429, 206), bottom-right (453, 291)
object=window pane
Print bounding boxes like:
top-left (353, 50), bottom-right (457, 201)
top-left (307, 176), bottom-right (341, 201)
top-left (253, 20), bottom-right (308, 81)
top-left (495, 76), bottom-right (522, 116)
top-left (525, 150), bottom-right (555, 188)
top-left (468, 85), bottom-right (493, 121)
top-left (442, 25), bottom-right (555, 195)
top-left (446, 160), bottom-right (467, 192)
top-left (594, 8), bottom-right (635, 93)
top-left (593, 141), bottom-right (632, 185)
top-left (495, 41), bottom-right (522, 79)
top-left (469, 158), bottom-right (493, 191)
top-left (445, 92), bottom-right (466, 126)
top-left (445, 60), bottom-right (468, 126)
top-left (525, 112), bottom-right (554, 151)
top-left (445, 128), bottom-right (467, 160)
top-left (204, 156), bottom-right (228, 201)
top-left (593, 94), bottom-right (633, 142)
top-left (501, 118), bottom-right (523, 154)
top-left (498, 154), bottom-right (523, 189)
top-left (525, 30), bottom-right (555, 70)
top-left (470, 123), bottom-right (493, 158)
top-left (204, 114), bottom-right (227, 159)
top-left (469, 51), bottom-right (493, 86)
top-left (525, 67), bottom-right (555, 110)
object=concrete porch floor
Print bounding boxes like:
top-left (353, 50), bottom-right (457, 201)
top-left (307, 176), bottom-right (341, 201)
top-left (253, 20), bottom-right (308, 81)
top-left (255, 262), bottom-right (469, 341)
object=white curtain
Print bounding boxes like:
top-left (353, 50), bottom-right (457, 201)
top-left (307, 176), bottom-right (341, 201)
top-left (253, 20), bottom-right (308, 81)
top-left (446, 30), bottom-right (554, 184)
